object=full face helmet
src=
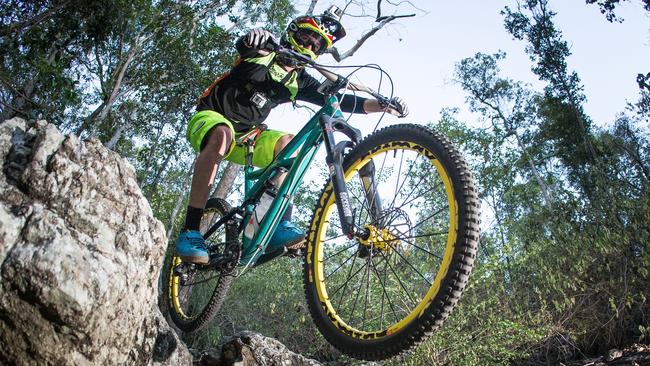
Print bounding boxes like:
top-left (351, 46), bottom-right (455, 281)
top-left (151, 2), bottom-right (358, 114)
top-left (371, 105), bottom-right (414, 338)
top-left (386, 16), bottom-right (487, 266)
top-left (282, 6), bottom-right (346, 61)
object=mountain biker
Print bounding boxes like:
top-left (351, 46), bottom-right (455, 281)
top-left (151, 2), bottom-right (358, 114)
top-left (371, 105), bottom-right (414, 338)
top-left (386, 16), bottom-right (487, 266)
top-left (176, 10), bottom-right (409, 264)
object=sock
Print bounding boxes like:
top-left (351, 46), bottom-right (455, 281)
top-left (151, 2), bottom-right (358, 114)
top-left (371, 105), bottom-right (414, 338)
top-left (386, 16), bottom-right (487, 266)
top-left (281, 204), bottom-right (293, 222)
top-left (184, 206), bottom-right (204, 231)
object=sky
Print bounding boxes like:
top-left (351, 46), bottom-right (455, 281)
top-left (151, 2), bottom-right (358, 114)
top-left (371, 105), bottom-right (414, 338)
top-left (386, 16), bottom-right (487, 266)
top-left (266, 1), bottom-right (649, 136)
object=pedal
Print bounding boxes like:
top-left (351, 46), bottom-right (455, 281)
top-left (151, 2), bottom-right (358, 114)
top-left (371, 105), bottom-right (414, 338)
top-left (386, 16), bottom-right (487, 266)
top-left (252, 247), bottom-right (287, 268)
top-left (286, 248), bottom-right (304, 258)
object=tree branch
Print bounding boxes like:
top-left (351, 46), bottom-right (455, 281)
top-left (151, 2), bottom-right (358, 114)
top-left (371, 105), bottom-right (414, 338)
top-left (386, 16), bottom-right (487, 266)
top-left (306, 0), bottom-right (319, 15)
top-left (0, 0), bottom-right (71, 37)
top-left (326, 14), bottom-right (414, 62)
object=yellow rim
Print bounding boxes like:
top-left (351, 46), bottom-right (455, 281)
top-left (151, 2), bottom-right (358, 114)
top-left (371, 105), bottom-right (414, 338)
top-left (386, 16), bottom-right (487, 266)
top-left (307, 141), bottom-right (459, 339)
top-left (168, 207), bottom-right (223, 321)
top-left (169, 256), bottom-right (191, 320)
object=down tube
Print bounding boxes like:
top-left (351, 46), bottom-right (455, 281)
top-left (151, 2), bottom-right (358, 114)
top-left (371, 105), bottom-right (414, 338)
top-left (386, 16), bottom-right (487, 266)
top-left (249, 119), bottom-right (324, 253)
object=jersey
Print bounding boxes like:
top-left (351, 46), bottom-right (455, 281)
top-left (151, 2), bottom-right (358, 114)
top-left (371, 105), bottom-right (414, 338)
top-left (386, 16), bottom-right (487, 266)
top-left (196, 36), bottom-right (367, 132)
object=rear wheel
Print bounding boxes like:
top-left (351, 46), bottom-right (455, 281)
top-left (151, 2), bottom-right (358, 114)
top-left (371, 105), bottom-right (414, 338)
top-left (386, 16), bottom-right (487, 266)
top-left (162, 197), bottom-right (238, 332)
top-left (304, 124), bottom-right (480, 360)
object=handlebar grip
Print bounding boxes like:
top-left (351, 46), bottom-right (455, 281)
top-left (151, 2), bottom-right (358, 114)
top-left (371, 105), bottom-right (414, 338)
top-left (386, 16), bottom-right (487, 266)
top-left (264, 37), bottom-right (279, 51)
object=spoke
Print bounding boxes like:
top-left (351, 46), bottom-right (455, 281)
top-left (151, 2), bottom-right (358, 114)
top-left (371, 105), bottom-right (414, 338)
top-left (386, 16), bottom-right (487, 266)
top-left (389, 243), bottom-right (433, 287)
top-left (329, 221), bottom-right (342, 230)
top-left (394, 230), bottom-right (449, 240)
top-left (393, 149), bottom-right (406, 206)
top-left (365, 188), bottom-right (444, 232)
top-left (390, 230), bottom-right (446, 260)
top-left (377, 250), bottom-right (418, 309)
top-left (362, 252), bottom-right (373, 330)
top-left (325, 248), bottom-right (357, 280)
top-left (324, 241), bottom-right (358, 261)
top-left (334, 252), bottom-right (360, 313)
top-left (410, 206), bottom-right (448, 232)
top-left (346, 180), bottom-right (371, 232)
top-left (352, 174), bottom-right (371, 226)
top-left (183, 276), bottom-right (218, 286)
top-left (391, 158), bottom-right (431, 212)
top-left (389, 152), bottom-right (418, 211)
top-left (367, 152), bottom-right (390, 222)
top-left (347, 181), bottom-right (367, 209)
top-left (395, 186), bottom-right (437, 211)
top-left (330, 255), bottom-right (367, 300)
top-left (369, 254), bottom-right (400, 327)
top-left (324, 232), bottom-right (348, 242)
top-left (349, 257), bottom-right (371, 325)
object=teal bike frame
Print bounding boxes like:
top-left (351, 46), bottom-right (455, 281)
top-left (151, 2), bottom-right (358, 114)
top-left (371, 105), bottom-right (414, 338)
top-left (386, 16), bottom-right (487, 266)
top-left (236, 95), bottom-right (347, 267)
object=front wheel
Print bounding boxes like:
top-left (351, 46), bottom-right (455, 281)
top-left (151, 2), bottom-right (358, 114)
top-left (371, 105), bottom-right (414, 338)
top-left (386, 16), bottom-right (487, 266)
top-left (304, 124), bottom-right (480, 360)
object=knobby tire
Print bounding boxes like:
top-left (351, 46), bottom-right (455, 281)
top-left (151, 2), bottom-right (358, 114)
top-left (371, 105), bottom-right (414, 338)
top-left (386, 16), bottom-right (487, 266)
top-left (303, 124), bottom-right (480, 360)
top-left (162, 197), bottom-right (236, 333)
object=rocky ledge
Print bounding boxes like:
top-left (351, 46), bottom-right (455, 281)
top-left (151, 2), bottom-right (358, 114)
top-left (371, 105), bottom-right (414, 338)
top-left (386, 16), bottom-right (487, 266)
top-left (0, 118), bottom-right (190, 365)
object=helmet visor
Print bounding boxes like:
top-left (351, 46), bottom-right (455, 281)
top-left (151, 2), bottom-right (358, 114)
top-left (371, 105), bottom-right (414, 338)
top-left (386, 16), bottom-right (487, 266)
top-left (294, 28), bottom-right (326, 54)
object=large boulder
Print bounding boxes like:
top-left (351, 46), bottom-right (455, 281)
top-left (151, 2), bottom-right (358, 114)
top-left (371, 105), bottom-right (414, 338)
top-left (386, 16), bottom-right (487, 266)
top-left (196, 331), bottom-right (322, 366)
top-left (0, 118), bottom-right (190, 365)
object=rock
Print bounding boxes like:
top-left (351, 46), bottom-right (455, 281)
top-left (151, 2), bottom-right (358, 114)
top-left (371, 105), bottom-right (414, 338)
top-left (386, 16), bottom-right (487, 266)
top-left (198, 331), bottom-right (322, 366)
top-left (607, 348), bottom-right (623, 361)
top-left (0, 118), bottom-right (191, 365)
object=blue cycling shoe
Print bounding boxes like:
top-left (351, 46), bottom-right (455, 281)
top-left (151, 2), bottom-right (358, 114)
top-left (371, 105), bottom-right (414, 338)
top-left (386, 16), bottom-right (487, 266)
top-left (239, 221), bottom-right (306, 266)
top-left (175, 230), bottom-right (209, 264)
top-left (268, 220), bottom-right (306, 251)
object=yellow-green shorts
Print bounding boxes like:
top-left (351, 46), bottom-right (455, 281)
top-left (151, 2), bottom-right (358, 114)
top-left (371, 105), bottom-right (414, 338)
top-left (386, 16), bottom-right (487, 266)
top-left (187, 110), bottom-right (288, 168)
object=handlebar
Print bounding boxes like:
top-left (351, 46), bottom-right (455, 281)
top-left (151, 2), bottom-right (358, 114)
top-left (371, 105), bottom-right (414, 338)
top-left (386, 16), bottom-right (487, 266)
top-left (264, 38), bottom-right (388, 101)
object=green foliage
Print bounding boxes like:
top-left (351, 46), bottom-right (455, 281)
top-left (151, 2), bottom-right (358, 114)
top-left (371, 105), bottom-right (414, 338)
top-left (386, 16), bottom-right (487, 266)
top-left (585, 0), bottom-right (650, 22)
top-left (3, 0), bottom-right (649, 363)
top-left (446, 2), bottom-right (650, 360)
top-left (188, 258), bottom-right (337, 359)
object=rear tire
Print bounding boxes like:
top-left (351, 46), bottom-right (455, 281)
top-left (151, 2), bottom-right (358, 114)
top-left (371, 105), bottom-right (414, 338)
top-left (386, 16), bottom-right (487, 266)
top-left (162, 197), bottom-right (238, 332)
top-left (303, 124), bottom-right (480, 360)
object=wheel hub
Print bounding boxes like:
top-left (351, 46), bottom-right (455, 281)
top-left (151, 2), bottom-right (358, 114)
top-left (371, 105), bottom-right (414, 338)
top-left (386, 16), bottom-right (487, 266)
top-left (359, 224), bottom-right (398, 252)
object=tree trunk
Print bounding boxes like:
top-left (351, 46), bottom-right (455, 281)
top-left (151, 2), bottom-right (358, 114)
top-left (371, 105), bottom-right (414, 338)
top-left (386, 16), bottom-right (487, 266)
top-left (166, 167), bottom-right (194, 241)
top-left (513, 130), bottom-right (554, 205)
top-left (146, 122), bottom-right (185, 193)
top-left (211, 161), bottom-right (241, 199)
top-left (105, 123), bottom-right (126, 149)
top-left (75, 36), bottom-right (143, 137)
top-left (3, 40), bottom-right (61, 120)
top-left (159, 164), bottom-right (193, 301)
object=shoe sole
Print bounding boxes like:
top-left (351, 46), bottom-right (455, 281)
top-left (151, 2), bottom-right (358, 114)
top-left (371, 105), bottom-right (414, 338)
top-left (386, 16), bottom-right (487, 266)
top-left (285, 237), bottom-right (306, 250)
top-left (179, 255), bottom-right (209, 265)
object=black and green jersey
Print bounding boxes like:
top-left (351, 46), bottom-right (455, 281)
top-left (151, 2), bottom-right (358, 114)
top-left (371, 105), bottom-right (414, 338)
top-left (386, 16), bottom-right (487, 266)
top-left (196, 38), bottom-right (367, 132)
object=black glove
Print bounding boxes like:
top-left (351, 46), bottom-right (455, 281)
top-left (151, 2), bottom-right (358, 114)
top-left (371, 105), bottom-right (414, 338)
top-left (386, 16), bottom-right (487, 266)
top-left (379, 97), bottom-right (409, 118)
top-left (244, 28), bottom-right (275, 49)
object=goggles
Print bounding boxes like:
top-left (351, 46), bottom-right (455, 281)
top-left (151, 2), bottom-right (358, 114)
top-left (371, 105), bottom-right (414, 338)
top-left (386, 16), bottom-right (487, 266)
top-left (294, 28), bottom-right (326, 54)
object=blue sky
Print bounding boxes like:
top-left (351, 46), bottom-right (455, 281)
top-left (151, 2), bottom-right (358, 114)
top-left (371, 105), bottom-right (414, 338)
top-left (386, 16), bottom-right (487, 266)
top-left (267, 1), bottom-right (649, 135)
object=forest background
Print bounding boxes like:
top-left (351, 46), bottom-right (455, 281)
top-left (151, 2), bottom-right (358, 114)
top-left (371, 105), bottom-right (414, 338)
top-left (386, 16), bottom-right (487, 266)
top-left (1, 0), bottom-right (649, 364)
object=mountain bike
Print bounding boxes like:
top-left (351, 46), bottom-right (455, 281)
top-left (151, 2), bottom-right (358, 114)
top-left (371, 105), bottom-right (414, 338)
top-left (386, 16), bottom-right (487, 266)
top-left (161, 42), bottom-right (480, 361)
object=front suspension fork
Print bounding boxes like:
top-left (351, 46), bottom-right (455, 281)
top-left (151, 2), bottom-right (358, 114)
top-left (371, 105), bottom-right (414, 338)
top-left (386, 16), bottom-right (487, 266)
top-left (321, 115), bottom-right (383, 238)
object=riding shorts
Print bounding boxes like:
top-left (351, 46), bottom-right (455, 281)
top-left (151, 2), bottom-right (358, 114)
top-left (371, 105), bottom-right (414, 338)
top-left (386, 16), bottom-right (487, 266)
top-left (187, 110), bottom-right (288, 168)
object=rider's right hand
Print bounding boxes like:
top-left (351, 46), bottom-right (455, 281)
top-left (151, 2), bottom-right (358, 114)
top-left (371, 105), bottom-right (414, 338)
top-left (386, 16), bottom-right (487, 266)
top-left (244, 29), bottom-right (275, 49)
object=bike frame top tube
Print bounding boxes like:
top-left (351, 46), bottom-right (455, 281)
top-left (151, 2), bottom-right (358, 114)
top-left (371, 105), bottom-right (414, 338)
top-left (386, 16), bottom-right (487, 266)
top-left (241, 96), bottom-right (343, 259)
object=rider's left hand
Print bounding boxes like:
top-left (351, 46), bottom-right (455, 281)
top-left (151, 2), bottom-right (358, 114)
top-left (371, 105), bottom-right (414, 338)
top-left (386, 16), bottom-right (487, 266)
top-left (382, 97), bottom-right (409, 118)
